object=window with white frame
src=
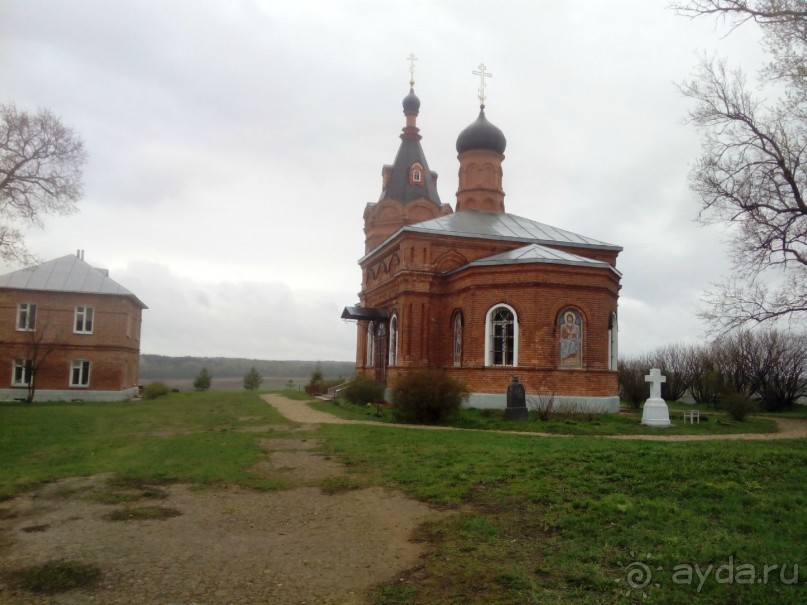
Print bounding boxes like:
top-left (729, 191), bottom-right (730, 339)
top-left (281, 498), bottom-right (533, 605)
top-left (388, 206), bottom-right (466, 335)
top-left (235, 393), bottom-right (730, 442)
top-left (74, 306), bottom-right (94, 334)
top-left (12, 359), bottom-right (33, 387)
top-left (410, 162), bottom-right (424, 184)
top-left (16, 303), bottom-right (36, 331)
top-left (608, 312), bottom-right (618, 371)
top-left (485, 304), bottom-right (518, 367)
top-left (70, 360), bottom-right (90, 388)
top-left (452, 311), bottom-right (463, 367)
top-left (388, 315), bottom-right (398, 366)
top-left (366, 322), bottom-right (375, 367)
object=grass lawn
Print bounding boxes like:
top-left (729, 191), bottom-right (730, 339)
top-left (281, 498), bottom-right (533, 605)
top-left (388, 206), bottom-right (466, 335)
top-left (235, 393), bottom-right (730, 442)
top-left (309, 399), bottom-right (779, 435)
top-left (0, 391), bottom-right (290, 498)
top-left (2, 391), bottom-right (806, 603)
top-left (318, 423), bottom-right (807, 605)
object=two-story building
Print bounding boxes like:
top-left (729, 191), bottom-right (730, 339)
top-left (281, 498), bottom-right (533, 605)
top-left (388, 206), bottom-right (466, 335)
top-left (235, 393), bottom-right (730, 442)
top-left (0, 252), bottom-right (146, 401)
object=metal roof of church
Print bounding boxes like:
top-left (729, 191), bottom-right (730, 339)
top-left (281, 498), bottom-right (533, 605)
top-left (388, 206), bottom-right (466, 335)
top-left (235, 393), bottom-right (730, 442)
top-left (0, 254), bottom-right (147, 308)
top-left (378, 138), bottom-right (441, 205)
top-left (454, 243), bottom-right (621, 276)
top-left (402, 210), bottom-right (622, 251)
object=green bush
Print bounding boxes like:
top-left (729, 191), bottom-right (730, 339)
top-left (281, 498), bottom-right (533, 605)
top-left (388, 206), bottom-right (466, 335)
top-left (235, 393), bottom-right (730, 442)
top-left (343, 376), bottom-right (385, 405)
top-left (142, 381), bottom-right (170, 400)
top-left (722, 391), bottom-right (756, 422)
top-left (391, 369), bottom-right (468, 424)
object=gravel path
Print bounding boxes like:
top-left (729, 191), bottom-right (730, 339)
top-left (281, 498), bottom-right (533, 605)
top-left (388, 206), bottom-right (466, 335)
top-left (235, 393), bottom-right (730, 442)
top-left (0, 401), bottom-right (449, 605)
top-left (261, 394), bottom-right (807, 442)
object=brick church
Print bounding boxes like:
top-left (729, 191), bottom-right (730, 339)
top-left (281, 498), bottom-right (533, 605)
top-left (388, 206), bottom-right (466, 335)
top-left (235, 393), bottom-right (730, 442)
top-left (342, 77), bottom-right (622, 411)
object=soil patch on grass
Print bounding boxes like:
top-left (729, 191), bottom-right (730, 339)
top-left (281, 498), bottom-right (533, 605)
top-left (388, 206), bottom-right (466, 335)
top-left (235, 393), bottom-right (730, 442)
top-left (0, 448), bottom-right (445, 604)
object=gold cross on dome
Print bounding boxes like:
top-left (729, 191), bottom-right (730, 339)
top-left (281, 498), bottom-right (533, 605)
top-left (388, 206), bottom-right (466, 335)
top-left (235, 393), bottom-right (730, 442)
top-left (472, 62), bottom-right (492, 105)
top-left (407, 53), bottom-right (418, 86)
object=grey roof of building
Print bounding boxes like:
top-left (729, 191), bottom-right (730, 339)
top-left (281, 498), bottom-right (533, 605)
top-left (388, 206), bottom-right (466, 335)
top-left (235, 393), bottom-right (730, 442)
top-left (452, 243), bottom-right (621, 276)
top-left (401, 210), bottom-right (622, 251)
top-left (378, 138), bottom-right (442, 206)
top-left (0, 254), bottom-right (147, 308)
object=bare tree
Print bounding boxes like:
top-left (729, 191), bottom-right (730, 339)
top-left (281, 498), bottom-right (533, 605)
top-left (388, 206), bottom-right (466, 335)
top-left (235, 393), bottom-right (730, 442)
top-left (687, 344), bottom-right (722, 404)
top-left (21, 311), bottom-right (59, 403)
top-left (712, 330), bottom-right (759, 395)
top-left (0, 104), bottom-right (86, 263)
top-left (649, 343), bottom-right (698, 401)
top-left (747, 329), bottom-right (807, 410)
top-left (675, 1), bottom-right (807, 333)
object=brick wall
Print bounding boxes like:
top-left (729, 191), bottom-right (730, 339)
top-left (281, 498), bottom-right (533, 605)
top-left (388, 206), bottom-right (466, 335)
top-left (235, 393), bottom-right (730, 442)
top-left (355, 228), bottom-right (620, 399)
top-left (0, 289), bottom-right (143, 396)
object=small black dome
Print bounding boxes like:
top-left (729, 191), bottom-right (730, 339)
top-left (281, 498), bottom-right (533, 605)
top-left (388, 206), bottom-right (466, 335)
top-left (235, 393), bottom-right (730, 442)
top-left (402, 87), bottom-right (421, 113)
top-left (456, 107), bottom-right (506, 154)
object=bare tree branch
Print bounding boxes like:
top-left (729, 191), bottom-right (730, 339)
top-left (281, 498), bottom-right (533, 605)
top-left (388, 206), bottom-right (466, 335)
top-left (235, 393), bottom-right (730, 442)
top-left (676, 2), bottom-right (807, 332)
top-left (0, 104), bottom-right (86, 263)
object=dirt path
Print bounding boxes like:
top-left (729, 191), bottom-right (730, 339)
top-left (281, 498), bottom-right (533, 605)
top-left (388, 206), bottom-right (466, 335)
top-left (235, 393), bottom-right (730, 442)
top-left (262, 394), bottom-right (807, 442)
top-left (0, 423), bottom-right (448, 604)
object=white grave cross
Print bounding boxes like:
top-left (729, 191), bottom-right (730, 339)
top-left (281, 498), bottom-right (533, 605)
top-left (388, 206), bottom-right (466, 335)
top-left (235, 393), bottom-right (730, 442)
top-left (645, 368), bottom-right (666, 400)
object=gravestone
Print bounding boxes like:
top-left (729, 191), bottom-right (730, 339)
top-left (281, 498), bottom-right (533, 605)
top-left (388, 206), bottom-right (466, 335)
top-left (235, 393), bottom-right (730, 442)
top-left (505, 376), bottom-right (528, 421)
top-left (641, 368), bottom-right (672, 427)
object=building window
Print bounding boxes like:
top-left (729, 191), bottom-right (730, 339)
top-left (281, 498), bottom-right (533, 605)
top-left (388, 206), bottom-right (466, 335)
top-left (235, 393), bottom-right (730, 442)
top-left (74, 306), bottom-right (94, 334)
top-left (12, 359), bottom-right (33, 387)
top-left (452, 311), bottom-right (463, 367)
top-left (388, 315), bottom-right (398, 366)
top-left (70, 360), bottom-right (91, 388)
top-left (485, 304), bottom-right (518, 367)
top-left (409, 162), bottom-right (423, 185)
top-left (16, 303), bottom-right (36, 331)
top-left (559, 309), bottom-right (583, 369)
top-left (366, 322), bottom-right (375, 367)
top-left (608, 312), bottom-right (618, 371)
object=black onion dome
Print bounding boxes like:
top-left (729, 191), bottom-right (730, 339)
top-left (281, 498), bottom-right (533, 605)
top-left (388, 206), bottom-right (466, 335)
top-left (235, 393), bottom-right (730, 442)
top-left (402, 87), bottom-right (421, 113)
top-left (455, 107), bottom-right (506, 154)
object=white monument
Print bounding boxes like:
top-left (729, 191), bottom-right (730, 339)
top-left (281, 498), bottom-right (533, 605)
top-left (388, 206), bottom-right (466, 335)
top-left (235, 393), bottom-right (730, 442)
top-left (641, 368), bottom-right (672, 427)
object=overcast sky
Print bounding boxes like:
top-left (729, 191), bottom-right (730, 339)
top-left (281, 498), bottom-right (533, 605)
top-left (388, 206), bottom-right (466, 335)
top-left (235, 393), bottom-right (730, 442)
top-left (0, 1), bottom-right (767, 361)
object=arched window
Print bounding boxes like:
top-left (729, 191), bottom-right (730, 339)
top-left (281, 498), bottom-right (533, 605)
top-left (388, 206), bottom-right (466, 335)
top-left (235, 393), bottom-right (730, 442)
top-left (452, 311), bottom-right (463, 367)
top-left (558, 309), bottom-right (583, 369)
top-left (608, 312), bottom-right (618, 371)
top-left (388, 315), bottom-right (398, 366)
top-left (485, 304), bottom-right (518, 367)
top-left (410, 162), bottom-right (423, 184)
top-left (366, 322), bottom-right (375, 367)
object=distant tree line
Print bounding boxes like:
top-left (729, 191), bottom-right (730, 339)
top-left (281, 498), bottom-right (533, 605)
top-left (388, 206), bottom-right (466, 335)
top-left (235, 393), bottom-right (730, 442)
top-left (619, 329), bottom-right (807, 412)
top-left (140, 355), bottom-right (354, 381)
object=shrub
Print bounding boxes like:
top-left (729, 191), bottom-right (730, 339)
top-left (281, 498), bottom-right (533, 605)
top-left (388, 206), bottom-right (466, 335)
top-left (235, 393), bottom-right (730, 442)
top-left (193, 367), bottom-right (211, 391)
top-left (391, 369), bottom-right (468, 424)
top-left (722, 391), bottom-right (756, 422)
top-left (342, 376), bottom-right (385, 405)
top-left (527, 393), bottom-right (555, 421)
top-left (142, 381), bottom-right (170, 400)
top-left (618, 357), bottom-right (651, 409)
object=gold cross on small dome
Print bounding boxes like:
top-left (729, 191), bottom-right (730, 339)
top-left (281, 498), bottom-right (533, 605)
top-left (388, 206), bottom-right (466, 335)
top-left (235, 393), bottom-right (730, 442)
top-left (473, 62), bottom-right (492, 105)
top-left (407, 53), bottom-right (418, 87)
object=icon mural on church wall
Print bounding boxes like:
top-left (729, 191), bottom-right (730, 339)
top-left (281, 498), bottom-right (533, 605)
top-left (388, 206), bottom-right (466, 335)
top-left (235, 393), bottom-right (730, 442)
top-left (559, 309), bottom-right (583, 368)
